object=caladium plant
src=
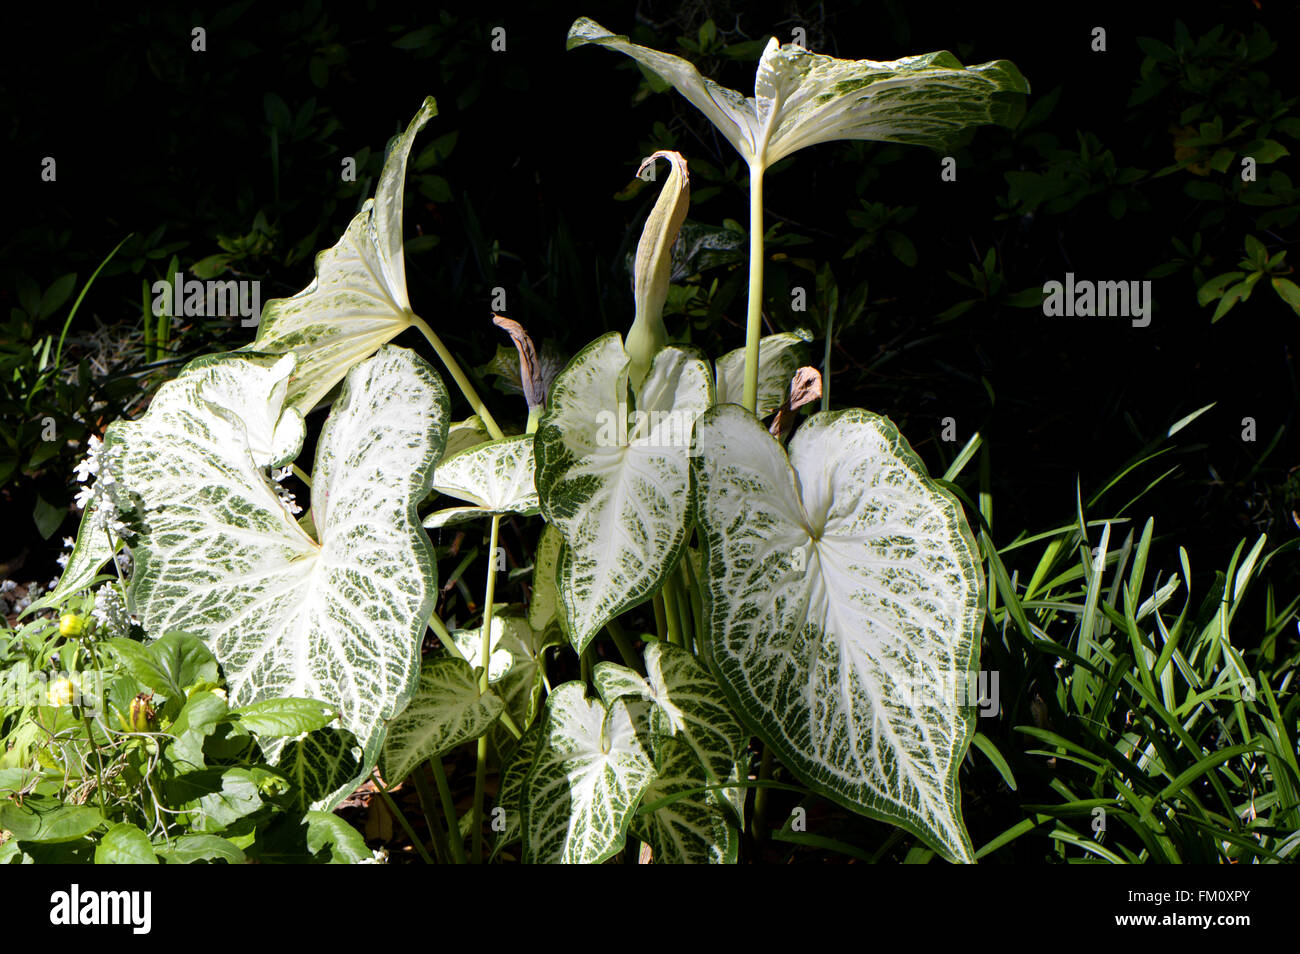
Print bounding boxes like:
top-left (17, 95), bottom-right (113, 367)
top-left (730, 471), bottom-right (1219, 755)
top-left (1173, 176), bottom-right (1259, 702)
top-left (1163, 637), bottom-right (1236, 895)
top-left (41, 19), bottom-right (1026, 864)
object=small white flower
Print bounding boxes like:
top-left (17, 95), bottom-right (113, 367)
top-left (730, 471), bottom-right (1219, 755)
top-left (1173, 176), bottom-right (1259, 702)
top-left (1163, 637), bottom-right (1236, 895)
top-left (74, 485), bottom-right (94, 510)
top-left (73, 436), bottom-right (103, 483)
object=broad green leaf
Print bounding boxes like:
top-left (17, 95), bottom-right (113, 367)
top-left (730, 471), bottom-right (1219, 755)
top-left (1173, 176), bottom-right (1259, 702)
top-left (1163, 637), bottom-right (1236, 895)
top-left (691, 405), bottom-right (984, 863)
top-left (95, 823), bottom-right (158, 864)
top-left (107, 631), bottom-right (219, 704)
top-left (108, 344), bottom-right (448, 808)
top-left (423, 435), bottom-right (539, 528)
top-left (452, 613), bottom-right (560, 729)
top-left (536, 333), bottom-right (712, 652)
top-left (229, 697), bottom-right (339, 738)
top-left (0, 799), bottom-right (103, 843)
top-left (246, 99), bottom-right (436, 412)
top-left (20, 503), bottom-right (118, 618)
top-left (528, 522), bottom-right (563, 635)
top-left (714, 331), bottom-right (810, 417)
top-left (633, 736), bottom-right (739, 864)
top-left (594, 641), bottom-right (747, 821)
top-left (568, 18), bottom-right (1027, 169)
top-left (252, 810), bottom-right (371, 864)
top-left (166, 767), bottom-right (266, 832)
top-left (379, 656), bottom-right (504, 784)
top-left (169, 690), bottom-right (230, 770)
top-left (155, 834), bottom-right (246, 864)
top-left (522, 682), bottom-right (654, 864)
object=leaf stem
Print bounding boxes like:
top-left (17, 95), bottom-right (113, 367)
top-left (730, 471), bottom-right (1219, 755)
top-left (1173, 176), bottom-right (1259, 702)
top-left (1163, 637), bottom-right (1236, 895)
top-left (373, 771), bottom-right (434, 864)
top-left (429, 757), bottom-right (468, 864)
top-left (681, 554), bottom-right (705, 654)
top-left (409, 313), bottom-right (505, 440)
top-left (411, 763), bottom-right (449, 864)
top-left (471, 513), bottom-right (503, 863)
top-left (661, 579), bottom-right (683, 647)
top-left (605, 618), bottom-right (641, 672)
top-left (752, 744), bottom-right (775, 844)
top-left (740, 163), bottom-right (766, 414)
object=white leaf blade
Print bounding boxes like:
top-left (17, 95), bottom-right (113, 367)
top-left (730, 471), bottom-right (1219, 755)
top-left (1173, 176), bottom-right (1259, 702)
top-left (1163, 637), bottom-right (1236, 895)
top-left (246, 99), bottom-right (437, 412)
top-left (431, 435), bottom-right (539, 517)
top-left (567, 19), bottom-right (759, 161)
top-left (110, 345), bottom-right (449, 808)
top-left (714, 331), bottom-right (810, 417)
top-left (758, 46), bottom-right (1029, 165)
top-left (522, 683), bottom-right (654, 864)
top-left (634, 737), bottom-right (739, 864)
top-left (536, 333), bottom-right (711, 652)
top-left (692, 404), bottom-right (983, 862)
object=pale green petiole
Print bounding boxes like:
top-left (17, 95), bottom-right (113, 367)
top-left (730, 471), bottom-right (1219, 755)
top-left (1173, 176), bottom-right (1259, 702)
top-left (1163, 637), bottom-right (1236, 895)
top-left (410, 313), bottom-right (505, 440)
top-left (471, 513), bottom-right (504, 863)
top-left (740, 163), bottom-right (766, 414)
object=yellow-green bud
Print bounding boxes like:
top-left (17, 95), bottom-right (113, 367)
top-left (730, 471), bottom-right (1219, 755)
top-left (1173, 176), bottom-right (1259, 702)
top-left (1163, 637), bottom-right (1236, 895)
top-left (58, 613), bottom-right (86, 637)
top-left (129, 693), bottom-right (156, 732)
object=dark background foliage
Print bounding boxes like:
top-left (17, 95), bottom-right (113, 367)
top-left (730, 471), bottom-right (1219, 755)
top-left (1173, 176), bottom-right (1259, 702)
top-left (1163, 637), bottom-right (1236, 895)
top-left (2, 0), bottom-right (1299, 865)
top-left (4, 0), bottom-right (1296, 598)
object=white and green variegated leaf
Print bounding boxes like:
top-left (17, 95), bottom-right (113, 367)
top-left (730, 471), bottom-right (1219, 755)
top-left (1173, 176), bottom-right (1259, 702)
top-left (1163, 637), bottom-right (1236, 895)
top-left (246, 99), bottom-right (436, 413)
top-left (568, 19), bottom-right (1027, 170)
top-left (491, 725), bottom-right (541, 861)
top-left (594, 642), bottom-right (747, 821)
top-left (691, 404), bottom-right (984, 863)
top-left (277, 730), bottom-right (367, 809)
top-left (633, 736), bottom-right (739, 864)
top-left (535, 332), bottom-right (712, 653)
top-left (714, 331), bottom-right (811, 417)
top-left (108, 344), bottom-right (449, 809)
top-left (21, 503), bottom-right (119, 618)
top-left (380, 656), bottom-right (504, 784)
top-left (423, 435), bottom-right (538, 529)
top-left (443, 415), bottom-right (492, 459)
top-left (452, 613), bottom-right (560, 730)
top-left (528, 522), bottom-right (564, 636)
top-left (522, 682), bottom-right (654, 864)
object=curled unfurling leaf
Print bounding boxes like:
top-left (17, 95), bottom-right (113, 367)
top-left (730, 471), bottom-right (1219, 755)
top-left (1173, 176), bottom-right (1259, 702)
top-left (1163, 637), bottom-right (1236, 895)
top-left (493, 314), bottom-right (546, 411)
top-left (626, 150), bottom-right (690, 388)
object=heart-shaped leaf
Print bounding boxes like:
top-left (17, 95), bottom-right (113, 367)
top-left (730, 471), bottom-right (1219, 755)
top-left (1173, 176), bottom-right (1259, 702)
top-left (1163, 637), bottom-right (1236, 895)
top-left (691, 404), bottom-right (984, 863)
top-left (247, 99), bottom-right (436, 412)
top-left (94, 823), bottom-right (158, 864)
top-left (423, 435), bottom-right (539, 528)
top-left (569, 19), bottom-right (1027, 170)
top-left (594, 641), bottom-right (747, 822)
top-left (108, 344), bottom-right (448, 808)
top-left (522, 682), bottom-right (654, 864)
top-left (380, 656), bottom-right (503, 784)
top-left (536, 332), bottom-right (712, 652)
top-left (491, 725), bottom-right (541, 860)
